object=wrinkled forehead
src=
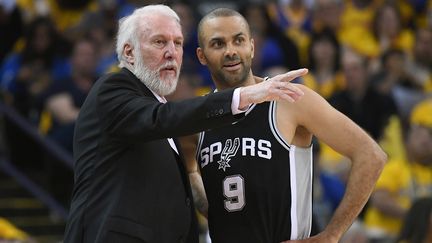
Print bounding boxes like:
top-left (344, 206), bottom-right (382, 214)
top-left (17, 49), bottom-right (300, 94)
top-left (137, 14), bottom-right (183, 39)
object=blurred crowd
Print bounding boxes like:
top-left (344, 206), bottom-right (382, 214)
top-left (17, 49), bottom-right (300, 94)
top-left (0, 0), bottom-right (431, 242)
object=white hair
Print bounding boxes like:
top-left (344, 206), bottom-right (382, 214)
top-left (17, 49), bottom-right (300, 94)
top-left (116, 4), bottom-right (180, 68)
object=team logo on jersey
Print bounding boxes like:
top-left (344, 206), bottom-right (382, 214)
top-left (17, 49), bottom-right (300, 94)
top-left (199, 137), bottom-right (272, 170)
top-left (217, 138), bottom-right (240, 171)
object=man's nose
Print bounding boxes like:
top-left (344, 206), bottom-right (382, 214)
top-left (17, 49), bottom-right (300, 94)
top-left (224, 42), bottom-right (238, 58)
top-left (164, 42), bottom-right (179, 59)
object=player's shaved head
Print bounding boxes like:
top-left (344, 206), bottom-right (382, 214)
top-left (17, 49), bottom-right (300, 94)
top-left (197, 8), bottom-right (251, 48)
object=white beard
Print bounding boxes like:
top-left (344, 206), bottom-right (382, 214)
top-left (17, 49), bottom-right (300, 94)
top-left (132, 50), bottom-right (180, 96)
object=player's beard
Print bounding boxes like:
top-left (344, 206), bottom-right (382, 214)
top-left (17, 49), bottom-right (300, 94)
top-left (213, 55), bottom-right (252, 88)
top-left (132, 50), bottom-right (180, 96)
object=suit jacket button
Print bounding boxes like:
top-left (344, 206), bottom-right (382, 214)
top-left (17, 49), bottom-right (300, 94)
top-left (185, 197), bottom-right (191, 207)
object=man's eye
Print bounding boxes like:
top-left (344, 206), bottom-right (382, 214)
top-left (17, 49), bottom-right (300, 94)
top-left (155, 40), bottom-right (166, 46)
top-left (212, 41), bottom-right (223, 48)
top-left (235, 38), bottom-right (245, 44)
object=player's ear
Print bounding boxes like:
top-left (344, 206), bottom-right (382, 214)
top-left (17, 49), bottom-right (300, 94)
top-left (124, 43), bottom-right (135, 64)
top-left (196, 47), bottom-right (207, 65)
top-left (250, 38), bottom-right (255, 59)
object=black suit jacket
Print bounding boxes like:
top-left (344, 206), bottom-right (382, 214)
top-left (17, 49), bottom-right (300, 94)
top-left (63, 68), bottom-right (242, 243)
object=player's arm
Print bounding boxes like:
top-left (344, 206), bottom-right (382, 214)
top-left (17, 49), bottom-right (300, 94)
top-left (287, 85), bottom-right (387, 242)
top-left (189, 168), bottom-right (208, 218)
top-left (179, 134), bottom-right (209, 218)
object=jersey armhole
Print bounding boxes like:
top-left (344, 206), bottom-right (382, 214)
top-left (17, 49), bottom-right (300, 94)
top-left (269, 101), bottom-right (291, 151)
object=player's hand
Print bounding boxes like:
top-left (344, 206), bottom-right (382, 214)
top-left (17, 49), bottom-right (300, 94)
top-left (239, 68), bottom-right (308, 109)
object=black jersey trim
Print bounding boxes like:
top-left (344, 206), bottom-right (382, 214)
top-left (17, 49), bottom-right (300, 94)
top-left (269, 101), bottom-right (291, 150)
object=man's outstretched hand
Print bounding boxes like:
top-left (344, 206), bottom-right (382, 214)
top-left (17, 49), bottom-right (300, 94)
top-left (239, 68), bottom-right (308, 109)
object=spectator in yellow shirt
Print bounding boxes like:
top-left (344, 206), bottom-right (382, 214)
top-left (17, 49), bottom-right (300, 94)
top-left (364, 98), bottom-right (432, 242)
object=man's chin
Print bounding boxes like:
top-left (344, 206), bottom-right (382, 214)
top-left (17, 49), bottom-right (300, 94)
top-left (223, 74), bottom-right (246, 85)
top-left (157, 81), bottom-right (178, 96)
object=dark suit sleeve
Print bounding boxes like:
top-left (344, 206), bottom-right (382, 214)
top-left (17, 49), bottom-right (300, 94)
top-left (96, 73), bottom-right (243, 142)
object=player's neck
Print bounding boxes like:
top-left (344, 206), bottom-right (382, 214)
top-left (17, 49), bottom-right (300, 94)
top-left (240, 75), bottom-right (258, 88)
top-left (214, 72), bottom-right (256, 91)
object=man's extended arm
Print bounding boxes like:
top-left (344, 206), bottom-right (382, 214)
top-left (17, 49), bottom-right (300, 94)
top-left (98, 68), bottom-right (307, 142)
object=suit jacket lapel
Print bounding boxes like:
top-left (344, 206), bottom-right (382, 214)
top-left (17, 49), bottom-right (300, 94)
top-left (121, 68), bottom-right (192, 195)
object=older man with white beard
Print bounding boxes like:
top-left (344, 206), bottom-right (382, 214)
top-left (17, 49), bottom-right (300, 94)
top-left (63, 4), bottom-right (308, 243)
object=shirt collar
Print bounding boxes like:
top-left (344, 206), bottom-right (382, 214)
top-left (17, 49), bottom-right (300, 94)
top-left (150, 89), bottom-right (167, 103)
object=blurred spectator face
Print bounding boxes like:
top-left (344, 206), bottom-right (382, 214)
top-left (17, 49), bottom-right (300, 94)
top-left (407, 99), bottom-right (432, 165)
top-left (407, 125), bottom-right (432, 165)
top-left (33, 24), bottom-right (52, 54)
top-left (312, 37), bottom-right (336, 67)
top-left (243, 5), bottom-right (267, 35)
top-left (172, 3), bottom-right (195, 38)
top-left (414, 28), bottom-right (432, 67)
top-left (72, 40), bottom-right (97, 76)
top-left (23, 17), bottom-right (59, 63)
top-left (376, 5), bottom-right (400, 38)
top-left (384, 51), bottom-right (405, 76)
top-left (87, 27), bottom-right (106, 46)
top-left (314, 0), bottom-right (341, 31)
top-left (342, 50), bottom-right (367, 90)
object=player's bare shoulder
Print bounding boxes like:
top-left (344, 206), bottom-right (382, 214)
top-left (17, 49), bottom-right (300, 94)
top-left (277, 83), bottom-right (322, 109)
top-left (273, 83), bottom-right (315, 145)
top-left (276, 83), bottom-right (332, 125)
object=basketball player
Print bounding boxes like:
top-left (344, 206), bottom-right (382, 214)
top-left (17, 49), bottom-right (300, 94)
top-left (188, 8), bottom-right (387, 243)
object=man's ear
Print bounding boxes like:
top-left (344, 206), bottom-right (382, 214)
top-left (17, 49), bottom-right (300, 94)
top-left (124, 43), bottom-right (135, 64)
top-left (196, 47), bottom-right (207, 65)
top-left (250, 38), bottom-right (255, 59)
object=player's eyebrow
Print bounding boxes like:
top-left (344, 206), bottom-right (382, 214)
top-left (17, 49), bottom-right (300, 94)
top-left (209, 36), bottom-right (224, 43)
top-left (209, 32), bottom-right (246, 43)
top-left (232, 32), bottom-right (246, 38)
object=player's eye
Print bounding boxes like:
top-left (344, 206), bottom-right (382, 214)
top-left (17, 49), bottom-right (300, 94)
top-left (235, 37), bottom-right (245, 44)
top-left (211, 40), bottom-right (224, 48)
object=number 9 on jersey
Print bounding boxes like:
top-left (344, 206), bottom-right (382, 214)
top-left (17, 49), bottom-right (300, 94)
top-left (223, 175), bottom-right (245, 212)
